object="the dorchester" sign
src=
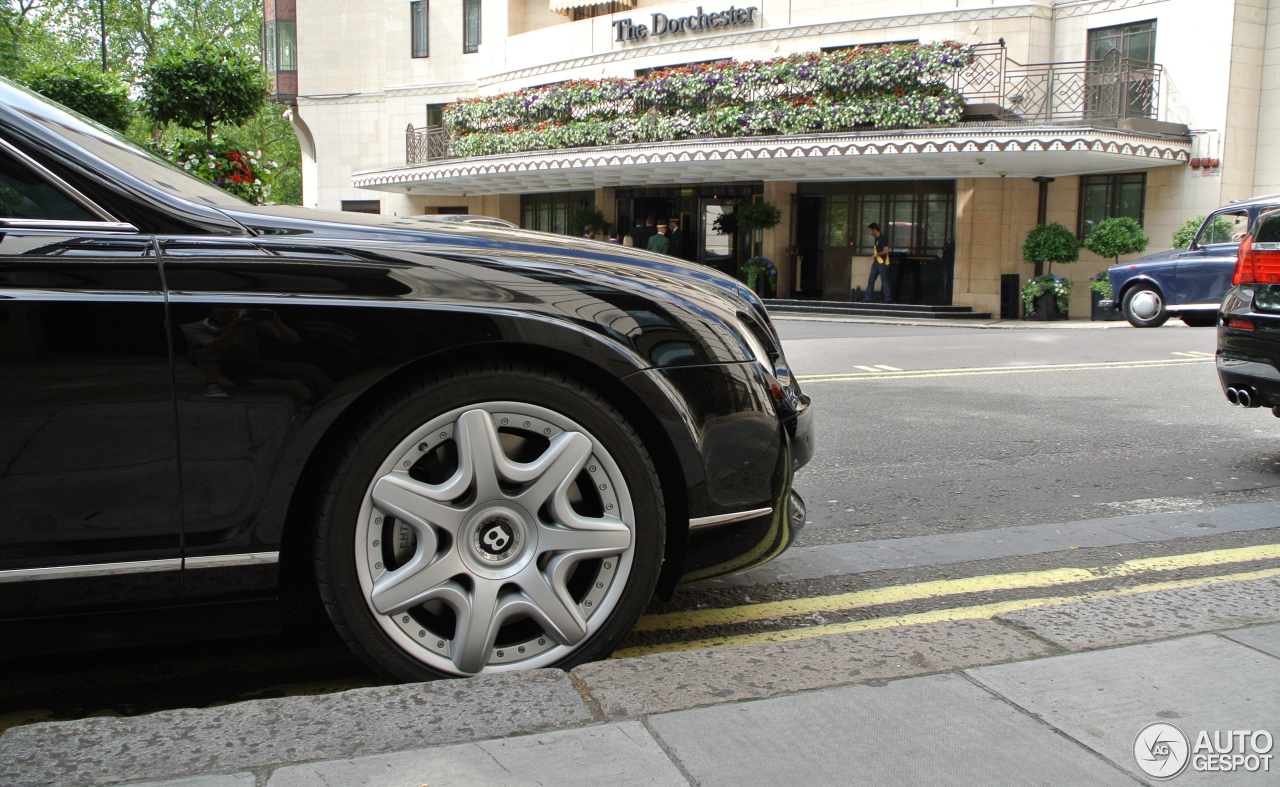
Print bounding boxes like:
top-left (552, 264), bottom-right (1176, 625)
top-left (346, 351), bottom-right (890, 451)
top-left (612, 5), bottom-right (759, 42)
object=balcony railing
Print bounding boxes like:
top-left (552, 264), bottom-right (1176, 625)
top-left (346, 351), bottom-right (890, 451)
top-left (406, 41), bottom-right (1166, 165)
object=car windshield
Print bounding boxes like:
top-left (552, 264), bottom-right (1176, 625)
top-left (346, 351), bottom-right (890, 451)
top-left (0, 77), bottom-right (248, 210)
top-left (1197, 210), bottom-right (1248, 245)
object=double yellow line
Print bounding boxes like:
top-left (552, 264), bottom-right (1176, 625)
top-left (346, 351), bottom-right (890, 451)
top-left (797, 357), bottom-right (1212, 384)
top-left (615, 543), bottom-right (1280, 658)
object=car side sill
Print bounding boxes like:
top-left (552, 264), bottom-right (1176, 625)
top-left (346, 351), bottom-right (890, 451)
top-left (0, 552), bottom-right (279, 583)
top-left (689, 507), bottom-right (773, 529)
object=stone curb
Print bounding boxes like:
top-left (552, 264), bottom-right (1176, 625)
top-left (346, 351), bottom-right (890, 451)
top-left (5, 578), bottom-right (1280, 786)
top-left (0, 670), bottom-right (593, 787)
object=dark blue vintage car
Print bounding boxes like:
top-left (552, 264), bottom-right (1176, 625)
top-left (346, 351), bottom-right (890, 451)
top-left (1104, 194), bottom-right (1280, 327)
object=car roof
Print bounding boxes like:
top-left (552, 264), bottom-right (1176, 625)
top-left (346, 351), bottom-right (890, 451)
top-left (1227, 193), bottom-right (1280, 207)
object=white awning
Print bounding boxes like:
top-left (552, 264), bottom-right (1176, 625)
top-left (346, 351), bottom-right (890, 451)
top-left (353, 128), bottom-right (1191, 196)
top-left (548, 0), bottom-right (633, 15)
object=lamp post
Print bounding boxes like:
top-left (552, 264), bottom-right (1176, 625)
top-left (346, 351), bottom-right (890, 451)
top-left (98, 0), bottom-right (107, 71)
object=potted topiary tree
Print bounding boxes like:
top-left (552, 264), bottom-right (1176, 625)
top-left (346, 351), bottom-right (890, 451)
top-left (736, 200), bottom-right (783, 296)
top-left (1171, 215), bottom-right (1232, 249)
top-left (1021, 222), bottom-right (1079, 320)
top-left (1084, 216), bottom-right (1150, 267)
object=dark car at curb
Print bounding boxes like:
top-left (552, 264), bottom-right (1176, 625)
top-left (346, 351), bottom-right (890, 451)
top-left (0, 80), bottom-right (812, 679)
top-left (1103, 194), bottom-right (1280, 328)
top-left (1216, 208), bottom-right (1280, 417)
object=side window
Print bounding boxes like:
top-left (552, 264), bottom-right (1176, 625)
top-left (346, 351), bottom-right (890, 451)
top-left (0, 147), bottom-right (97, 222)
top-left (1196, 211), bottom-right (1247, 246)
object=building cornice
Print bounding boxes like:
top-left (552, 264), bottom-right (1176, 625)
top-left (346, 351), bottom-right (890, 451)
top-left (1052, 0), bottom-right (1170, 18)
top-left (353, 127), bottom-right (1190, 195)
top-left (477, 4), bottom-right (1053, 88)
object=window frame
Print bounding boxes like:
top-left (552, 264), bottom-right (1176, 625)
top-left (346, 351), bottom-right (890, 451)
top-left (463, 0), bottom-right (480, 54)
top-left (0, 136), bottom-right (131, 230)
top-left (1077, 172), bottom-right (1147, 238)
top-left (411, 0), bottom-right (429, 59)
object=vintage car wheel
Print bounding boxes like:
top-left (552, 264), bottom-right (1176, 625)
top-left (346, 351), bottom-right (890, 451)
top-left (1180, 312), bottom-right (1219, 328)
top-left (1123, 285), bottom-right (1169, 328)
top-left (314, 362), bottom-right (664, 680)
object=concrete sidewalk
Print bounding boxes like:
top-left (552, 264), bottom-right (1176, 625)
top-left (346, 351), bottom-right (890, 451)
top-left (4, 578), bottom-right (1278, 786)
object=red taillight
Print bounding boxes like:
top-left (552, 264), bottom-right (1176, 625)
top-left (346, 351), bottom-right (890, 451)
top-left (1228, 318), bottom-right (1254, 330)
top-left (1234, 234), bottom-right (1280, 284)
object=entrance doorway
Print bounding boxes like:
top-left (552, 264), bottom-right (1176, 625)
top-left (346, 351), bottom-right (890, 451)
top-left (794, 195), bottom-right (823, 297)
top-left (615, 185), bottom-right (758, 276)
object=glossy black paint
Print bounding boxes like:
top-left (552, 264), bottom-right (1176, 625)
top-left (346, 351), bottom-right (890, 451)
top-left (0, 79), bottom-right (812, 638)
top-left (1217, 284), bottom-right (1280, 409)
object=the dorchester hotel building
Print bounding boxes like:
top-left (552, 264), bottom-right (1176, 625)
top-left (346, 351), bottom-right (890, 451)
top-left (265, 0), bottom-right (1280, 317)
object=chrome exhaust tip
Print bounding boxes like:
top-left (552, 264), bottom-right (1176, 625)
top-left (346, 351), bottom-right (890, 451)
top-left (1226, 388), bottom-right (1240, 405)
top-left (1239, 387), bottom-right (1259, 408)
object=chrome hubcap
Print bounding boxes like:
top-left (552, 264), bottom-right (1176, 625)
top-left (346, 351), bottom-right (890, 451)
top-left (356, 403), bottom-right (634, 675)
top-left (1131, 290), bottom-right (1162, 320)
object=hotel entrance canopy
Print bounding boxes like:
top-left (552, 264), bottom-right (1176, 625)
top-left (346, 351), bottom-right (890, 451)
top-left (353, 126), bottom-right (1190, 196)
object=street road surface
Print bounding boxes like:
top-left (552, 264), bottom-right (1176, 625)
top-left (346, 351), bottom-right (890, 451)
top-left (5, 318), bottom-right (1280, 730)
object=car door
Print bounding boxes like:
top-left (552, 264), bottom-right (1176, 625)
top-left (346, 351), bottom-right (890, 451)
top-left (0, 141), bottom-right (181, 616)
top-left (1174, 209), bottom-right (1249, 305)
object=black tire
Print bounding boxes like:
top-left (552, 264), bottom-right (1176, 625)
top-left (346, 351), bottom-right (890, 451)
top-left (1122, 284), bottom-right (1169, 328)
top-left (1180, 312), bottom-right (1218, 328)
top-left (313, 361), bottom-right (665, 681)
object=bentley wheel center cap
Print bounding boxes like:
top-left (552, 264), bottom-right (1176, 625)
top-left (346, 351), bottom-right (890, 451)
top-left (474, 515), bottom-right (522, 563)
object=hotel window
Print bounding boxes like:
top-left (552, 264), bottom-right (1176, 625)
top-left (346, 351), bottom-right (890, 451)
top-left (1087, 20), bottom-right (1156, 119)
top-left (1078, 173), bottom-right (1146, 237)
top-left (824, 183), bottom-right (954, 257)
top-left (521, 192), bottom-right (593, 235)
top-left (426, 103), bottom-right (445, 128)
top-left (411, 1), bottom-right (429, 58)
top-left (463, 0), bottom-right (480, 54)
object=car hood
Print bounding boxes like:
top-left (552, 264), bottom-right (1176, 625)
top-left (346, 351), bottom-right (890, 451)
top-left (224, 204), bottom-right (765, 315)
top-left (1109, 247), bottom-right (1181, 273)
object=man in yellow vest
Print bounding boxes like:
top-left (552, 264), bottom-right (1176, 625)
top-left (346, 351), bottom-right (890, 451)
top-left (865, 223), bottom-right (893, 303)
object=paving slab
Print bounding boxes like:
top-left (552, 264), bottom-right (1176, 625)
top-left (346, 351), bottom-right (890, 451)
top-left (692, 501), bottom-right (1280, 588)
top-left (647, 673), bottom-right (1138, 786)
top-left (574, 619), bottom-right (1053, 717)
top-left (0, 670), bottom-right (592, 787)
top-left (968, 635), bottom-right (1280, 785)
top-left (121, 775), bottom-right (255, 787)
top-left (996, 574), bottom-right (1280, 650)
top-left (266, 721), bottom-right (687, 787)
top-left (1221, 622), bottom-right (1280, 658)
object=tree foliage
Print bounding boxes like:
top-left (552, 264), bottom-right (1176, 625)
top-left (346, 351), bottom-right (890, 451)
top-left (1083, 217), bottom-right (1150, 263)
top-left (141, 44), bottom-right (267, 140)
top-left (4, 1), bottom-right (301, 203)
top-left (1022, 222), bottom-right (1079, 275)
top-left (26, 65), bottom-right (132, 130)
top-left (738, 200), bottom-right (783, 231)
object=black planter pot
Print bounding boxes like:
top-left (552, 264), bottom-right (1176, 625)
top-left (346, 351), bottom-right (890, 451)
top-left (1024, 293), bottom-right (1069, 321)
top-left (1091, 290), bottom-right (1122, 321)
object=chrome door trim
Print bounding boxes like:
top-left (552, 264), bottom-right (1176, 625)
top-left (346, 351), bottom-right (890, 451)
top-left (184, 552), bottom-right (280, 570)
top-left (689, 507), bottom-right (774, 529)
top-left (0, 558), bottom-right (182, 583)
top-left (0, 552), bottom-right (280, 583)
top-left (0, 136), bottom-right (123, 225)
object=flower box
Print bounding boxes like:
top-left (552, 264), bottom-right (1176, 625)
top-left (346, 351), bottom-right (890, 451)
top-left (1091, 290), bottom-right (1122, 321)
top-left (1025, 293), bottom-right (1069, 321)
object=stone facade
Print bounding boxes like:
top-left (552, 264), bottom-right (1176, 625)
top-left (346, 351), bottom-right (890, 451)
top-left (288, 0), bottom-right (1280, 314)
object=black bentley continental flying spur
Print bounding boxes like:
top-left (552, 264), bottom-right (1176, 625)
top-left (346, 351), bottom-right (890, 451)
top-left (0, 80), bottom-right (812, 679)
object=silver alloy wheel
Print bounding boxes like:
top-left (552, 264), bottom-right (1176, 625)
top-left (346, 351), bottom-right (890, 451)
top-left (354, 401), bottom-right (635, 676)
top-left (1129, 289), bottom-right (1163, 320)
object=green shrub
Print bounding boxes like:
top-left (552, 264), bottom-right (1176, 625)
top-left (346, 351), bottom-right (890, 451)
top-left (26, 66), bottom-right (132, 132)
top-left (1083, 217), bottom-right (1149, 264)
top-left (1171, 215), bottom-right (1233, 248)
top-left (142, 44), bottom-right (267, 139)
top-left (1022, 222), bottom-right (1079, 275)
